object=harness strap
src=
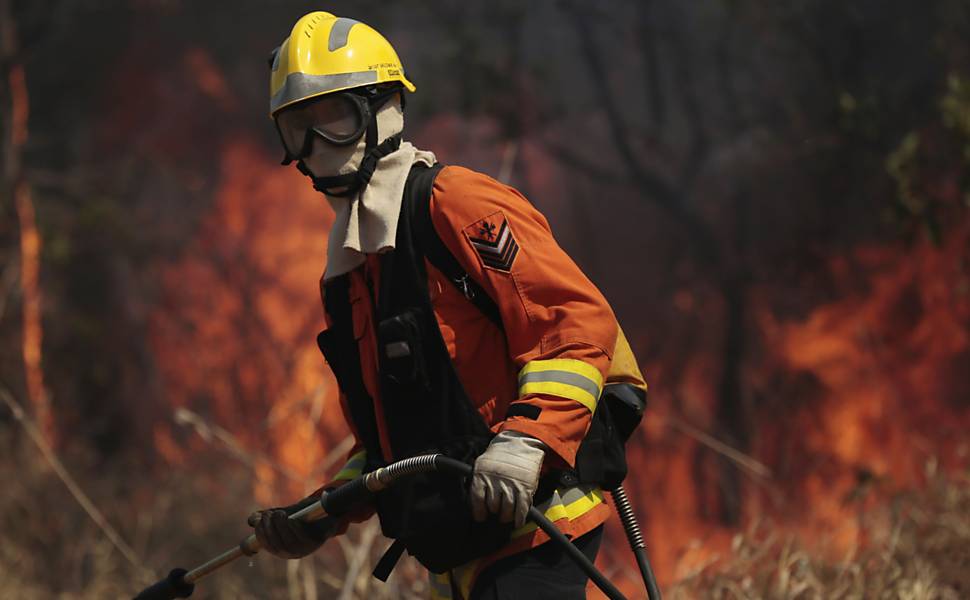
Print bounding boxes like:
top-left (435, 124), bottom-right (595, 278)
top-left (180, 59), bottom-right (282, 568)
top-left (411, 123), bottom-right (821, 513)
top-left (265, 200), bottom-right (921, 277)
top-left (405, 164), bottom-right (503, 328)
top-left (373, 539), bottom-right (408, 582)
top-left (299, 133), bottom-right (403, 197)
top-left (317, 275), bottom-right (384, 472)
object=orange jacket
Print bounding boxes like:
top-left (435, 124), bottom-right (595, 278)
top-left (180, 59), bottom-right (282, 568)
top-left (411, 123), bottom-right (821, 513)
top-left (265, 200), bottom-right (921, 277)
top-left (319, 165), bottom-right (618, 592)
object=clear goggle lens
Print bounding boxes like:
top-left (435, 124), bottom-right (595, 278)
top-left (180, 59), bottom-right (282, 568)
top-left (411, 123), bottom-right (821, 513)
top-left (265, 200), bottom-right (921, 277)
top-left (276, 94), bottom-right (366, 157)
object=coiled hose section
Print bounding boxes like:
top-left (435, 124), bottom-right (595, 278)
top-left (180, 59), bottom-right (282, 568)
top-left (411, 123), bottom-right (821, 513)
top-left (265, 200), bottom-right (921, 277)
top-left (367, 454), bottom-right (439, 489)
top-left (611, 485), bottom-right (645, 548)
top-left (611, 485), bottom-right (662, 600)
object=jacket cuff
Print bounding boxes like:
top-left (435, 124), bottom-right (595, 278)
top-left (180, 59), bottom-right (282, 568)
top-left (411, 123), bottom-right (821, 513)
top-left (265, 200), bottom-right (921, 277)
top-left (497, 418), bottom-right (578, 469)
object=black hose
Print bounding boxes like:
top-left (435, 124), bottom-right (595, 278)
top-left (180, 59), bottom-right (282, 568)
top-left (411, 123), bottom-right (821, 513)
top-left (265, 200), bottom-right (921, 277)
top-left (610, 485), bottom-right (661, 600)
top-left (134, 454), bottom-right (638, 600)
top-left (612, 485), bottom-right (662, 600)
top-left (320, 476), bottom-right (369, 515)
top-left (633, 547), bottom-right (662, 600)
top-left (434, 456), bottom-right (627, 600)
top-left (526, 505), bottom-right (626, 600)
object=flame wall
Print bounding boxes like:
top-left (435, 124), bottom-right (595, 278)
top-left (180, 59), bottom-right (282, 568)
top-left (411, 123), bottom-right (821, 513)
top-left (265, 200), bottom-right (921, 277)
top-left (137, 43), bottom-right (970, 588)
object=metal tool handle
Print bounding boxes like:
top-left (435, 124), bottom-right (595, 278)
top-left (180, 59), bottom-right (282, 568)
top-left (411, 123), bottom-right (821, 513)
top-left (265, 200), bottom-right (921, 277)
top-left (133, 498), bottom-right (329, 599)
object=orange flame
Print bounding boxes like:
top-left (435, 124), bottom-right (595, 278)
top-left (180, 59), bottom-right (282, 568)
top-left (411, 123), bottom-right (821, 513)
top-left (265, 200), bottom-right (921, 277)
top-left (8, 60), bottom-right (54, 444)
top-left (148, 135), bottom-right (352, 503)
top-left (757, 219), bottom-right (970, 548)
top-left (143, 51), bottom-right (970, 588)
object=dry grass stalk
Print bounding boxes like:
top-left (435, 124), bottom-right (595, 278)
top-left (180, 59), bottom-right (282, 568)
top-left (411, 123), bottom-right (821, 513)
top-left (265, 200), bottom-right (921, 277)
top-left (0, 384), bottom-right (147, 576)
top-left (668, 469), bottom-right (970, 599)
top-left (668, 415), bottom-right (772, 481)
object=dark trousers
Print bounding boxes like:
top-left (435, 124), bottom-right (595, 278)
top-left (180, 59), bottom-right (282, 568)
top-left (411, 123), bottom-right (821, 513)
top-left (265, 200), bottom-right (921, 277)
top-left (468, 525), bottom-right (605, 600)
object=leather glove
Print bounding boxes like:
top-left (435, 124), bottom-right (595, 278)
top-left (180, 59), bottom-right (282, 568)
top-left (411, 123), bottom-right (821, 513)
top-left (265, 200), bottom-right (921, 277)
top-left (469, 430), bottom-right (546, 528)
top-left (247, 493), bottom-right (338, 559)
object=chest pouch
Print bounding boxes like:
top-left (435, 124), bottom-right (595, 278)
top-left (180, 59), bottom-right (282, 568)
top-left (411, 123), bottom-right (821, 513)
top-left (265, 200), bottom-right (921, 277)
top-left (378, 308), bottom-right (431, 393)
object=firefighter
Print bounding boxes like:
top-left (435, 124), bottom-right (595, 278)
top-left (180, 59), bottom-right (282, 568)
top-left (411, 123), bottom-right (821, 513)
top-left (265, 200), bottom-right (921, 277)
top-left (249, 12), bottom-right (645, 599)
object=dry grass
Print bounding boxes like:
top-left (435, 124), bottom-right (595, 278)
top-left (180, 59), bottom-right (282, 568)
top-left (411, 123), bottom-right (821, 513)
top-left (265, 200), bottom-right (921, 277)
top-left (2, 427), bottom-right (967, 599)
top-left (669, 468), bottom-right (970, 600)
top-left (0, 433), bottom-right (430, 599)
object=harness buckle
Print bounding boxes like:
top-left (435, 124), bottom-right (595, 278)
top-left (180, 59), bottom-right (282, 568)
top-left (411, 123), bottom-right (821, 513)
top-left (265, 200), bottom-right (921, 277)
top-left (455, 275), bottom-right (475, 300)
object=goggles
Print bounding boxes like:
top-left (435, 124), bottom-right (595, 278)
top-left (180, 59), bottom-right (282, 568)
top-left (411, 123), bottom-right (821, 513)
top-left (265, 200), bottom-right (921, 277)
top-left (274, 86), bottom-right (400, 164)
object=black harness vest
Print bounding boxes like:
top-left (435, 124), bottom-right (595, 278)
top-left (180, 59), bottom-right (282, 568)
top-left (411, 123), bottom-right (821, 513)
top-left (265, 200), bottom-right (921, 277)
top-left (316, 164), bottom-right (514, 573)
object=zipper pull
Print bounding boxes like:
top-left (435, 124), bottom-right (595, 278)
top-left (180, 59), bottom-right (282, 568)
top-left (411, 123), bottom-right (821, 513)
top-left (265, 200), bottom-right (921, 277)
top-left (455, 274), bottom-right (475, 300)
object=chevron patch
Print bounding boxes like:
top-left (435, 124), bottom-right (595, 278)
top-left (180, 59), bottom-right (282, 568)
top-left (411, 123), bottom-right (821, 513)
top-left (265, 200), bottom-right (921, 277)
top-left (464, 211), bottom-right (519, 272)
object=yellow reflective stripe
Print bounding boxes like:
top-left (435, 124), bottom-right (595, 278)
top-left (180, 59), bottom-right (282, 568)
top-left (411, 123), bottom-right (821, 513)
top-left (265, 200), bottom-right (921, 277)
top-left (520, 358), bottom-right (604, 386)
top-left (519, 381), bottom-right (597, 412)
top-left (518, 359), bottom-right (604, 413)
top-left (448, 487), bottom-right (604, 599)
top-left (429, 572), bottom-right (453, 600)
top-left (333, 449), bottom-right (366, 481)
top-left (510, 486), bottom-right (605, 539)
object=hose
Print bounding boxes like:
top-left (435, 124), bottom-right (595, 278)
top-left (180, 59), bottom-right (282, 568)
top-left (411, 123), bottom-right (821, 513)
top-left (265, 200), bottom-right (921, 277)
top-left (134, 454), bottom-right (633, 600)
top-left (433, 457), bottom-right (626, 600)
top-left (611, 485), bottom-right (662, 600)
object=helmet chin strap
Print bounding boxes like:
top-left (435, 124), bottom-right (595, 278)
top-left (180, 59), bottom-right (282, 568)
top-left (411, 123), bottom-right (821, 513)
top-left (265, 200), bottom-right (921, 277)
top-left (297, 103), bottom-right (402, 198)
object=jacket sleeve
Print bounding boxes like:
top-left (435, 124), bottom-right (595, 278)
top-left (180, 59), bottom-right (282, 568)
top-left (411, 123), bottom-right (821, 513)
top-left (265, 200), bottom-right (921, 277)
top-left (429, 166), bottom-right (618, 468)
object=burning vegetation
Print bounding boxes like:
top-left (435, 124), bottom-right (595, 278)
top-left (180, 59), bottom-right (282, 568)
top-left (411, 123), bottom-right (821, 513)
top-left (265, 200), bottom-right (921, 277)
top-left (1, 1), bottom-right (969, 598)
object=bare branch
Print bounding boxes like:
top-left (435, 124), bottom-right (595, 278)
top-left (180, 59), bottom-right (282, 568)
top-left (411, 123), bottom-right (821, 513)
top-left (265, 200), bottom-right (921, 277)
top-left (561, 1), bottom-right (652, 188)
top-left (666, 2), bottom-right (711, 188)
top-left (0, 383), bottom-right (150, 576)
top-left (560, 0), bottom-right (722, 267)
top-left (667, 413), bottom-right (772, 481)
top-left (714, 8), bottom-right (748, 135)
top-left (337, 520), bottom-right (382, 600)
top-left (539, 138), bottom-right (630, 182)
top-left (637, 0), bottom-right (667, 133)
top-left (174, 406), bottom-right (304, 482)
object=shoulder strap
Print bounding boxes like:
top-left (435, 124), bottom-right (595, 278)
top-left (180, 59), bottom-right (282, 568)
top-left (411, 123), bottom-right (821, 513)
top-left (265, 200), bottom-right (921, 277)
top-left (317, 274), bottom-right (383, 471)
top-left (405, 163), bottom-right (503, 329)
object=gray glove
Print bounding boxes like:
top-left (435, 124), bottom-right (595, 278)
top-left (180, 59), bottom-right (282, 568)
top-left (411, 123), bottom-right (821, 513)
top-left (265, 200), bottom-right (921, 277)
top-left (469, 431), bottom-right (547, 528)
top-left (247, 494), bottom-right (337, 559)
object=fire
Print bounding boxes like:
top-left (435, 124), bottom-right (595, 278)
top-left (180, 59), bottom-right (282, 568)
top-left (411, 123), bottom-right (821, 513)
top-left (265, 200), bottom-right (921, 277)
top-left (141, 47), bottom-right (970, 592)
top-left (598, 219), bottom-right (970, 588)
top-left (148, 136), bottom-right (969, 587)
top-left (148, 134), bottom-right (349, 503)
top-left (183, 48), bottom-right (237, 112)
top-left (8, 58), bottom-right (53, 445)
top-left (756, 219), bottom-right (970, 548)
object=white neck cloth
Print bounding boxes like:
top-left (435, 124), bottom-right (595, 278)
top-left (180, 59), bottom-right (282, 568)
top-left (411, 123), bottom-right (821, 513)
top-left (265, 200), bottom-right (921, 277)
top-left (324, 141), bottom-right (436, 279)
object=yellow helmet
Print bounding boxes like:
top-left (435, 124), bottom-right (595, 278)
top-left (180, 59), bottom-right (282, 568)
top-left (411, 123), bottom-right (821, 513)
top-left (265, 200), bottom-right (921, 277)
top-left (269, 12), bottom-right (416, 117)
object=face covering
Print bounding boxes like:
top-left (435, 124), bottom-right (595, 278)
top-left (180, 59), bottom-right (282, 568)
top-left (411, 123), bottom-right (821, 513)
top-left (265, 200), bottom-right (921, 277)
top-left (302, 97), bottom-right (436, 279)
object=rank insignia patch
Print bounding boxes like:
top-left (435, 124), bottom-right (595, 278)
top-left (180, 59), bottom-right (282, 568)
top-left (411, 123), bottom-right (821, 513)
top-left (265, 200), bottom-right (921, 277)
top-left (464, 211), bottom-right (519, 272)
